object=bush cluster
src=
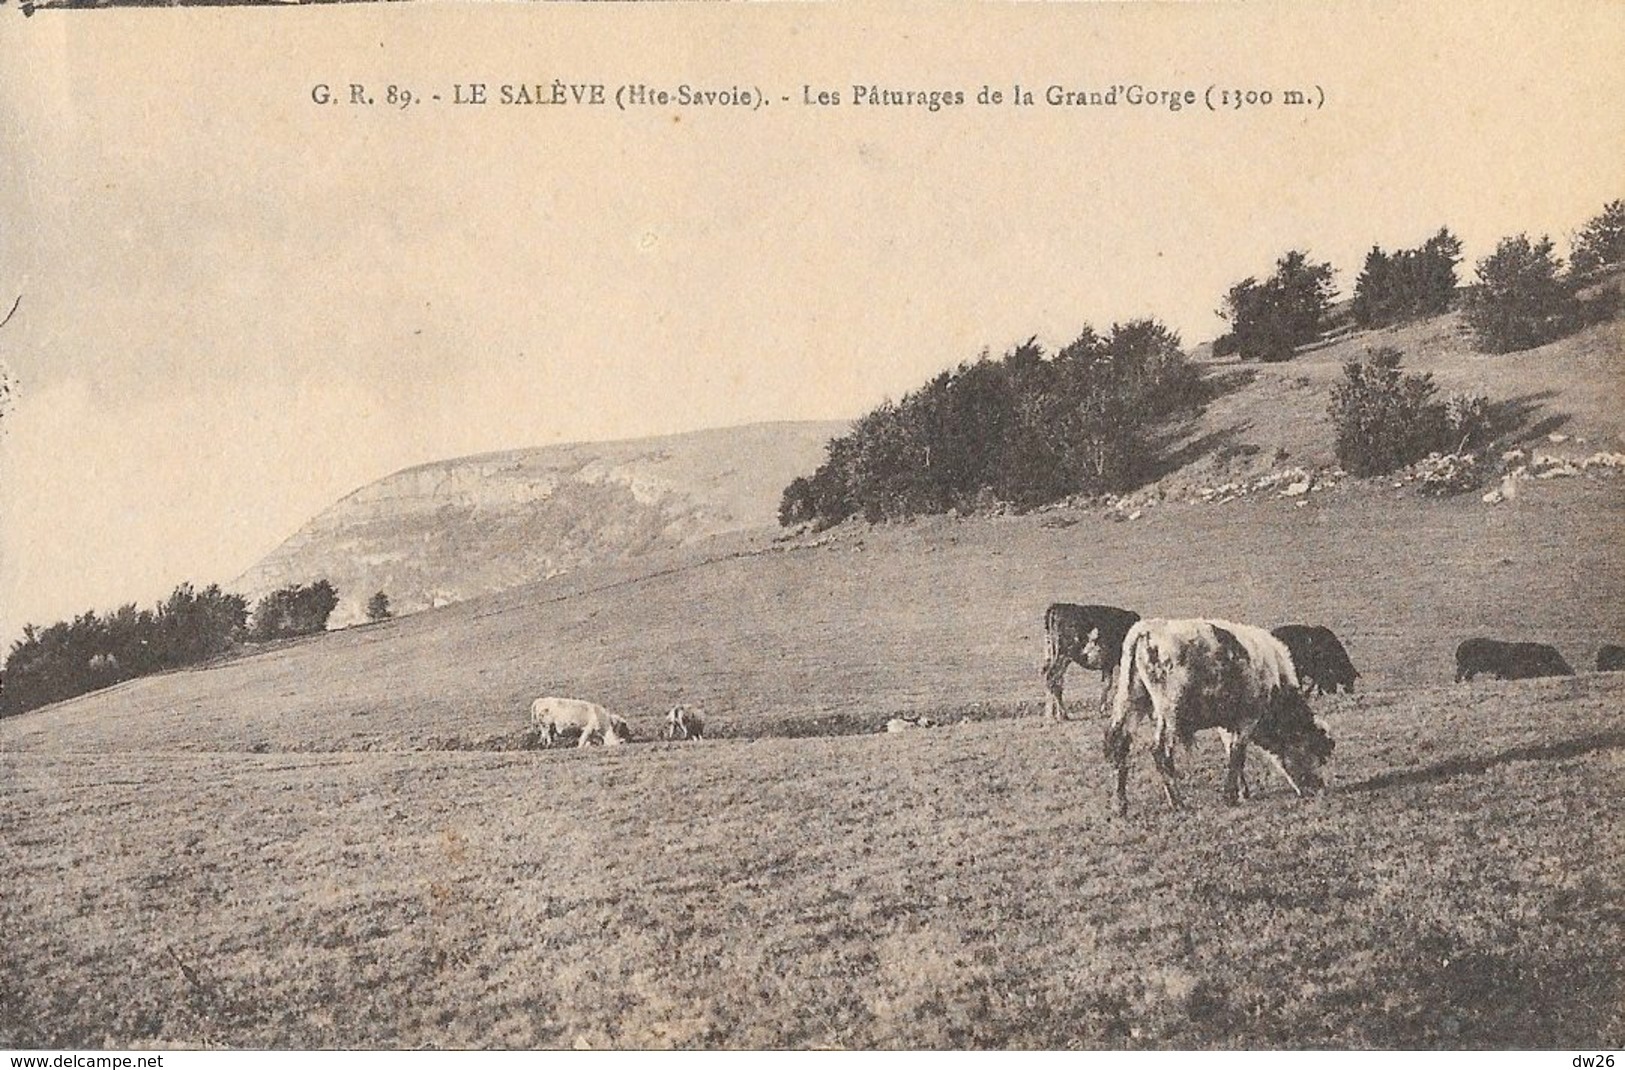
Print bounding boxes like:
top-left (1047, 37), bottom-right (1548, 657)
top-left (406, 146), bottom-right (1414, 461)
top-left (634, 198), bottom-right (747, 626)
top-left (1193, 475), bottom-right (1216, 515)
top-left (249, 580), bottom-right (341, 641)
top-left (1351, 228), bottom-right (1463, 329)
top-left (1, 583), bottom-right (248, 717)
top-left (1570, 200), bottom-right (1625, 277)
top-left (780, 320), bottom-right (1203, 527)
top-left (1328, 348), bottom-right (1491, 478)
top-left (1216, 250), bottom-right (1337, 362)
top-left (1463, 234), bottom-right (1579, 353)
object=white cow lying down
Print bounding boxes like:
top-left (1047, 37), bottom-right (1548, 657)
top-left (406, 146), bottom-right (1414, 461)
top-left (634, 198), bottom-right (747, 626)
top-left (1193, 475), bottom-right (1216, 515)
top-left (884, 714), bottom-right (938, 733)
top-left (530, 696), bottom-right (631, 748)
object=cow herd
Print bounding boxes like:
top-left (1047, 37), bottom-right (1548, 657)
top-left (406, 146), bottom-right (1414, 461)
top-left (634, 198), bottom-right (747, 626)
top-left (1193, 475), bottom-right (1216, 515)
top-left (527, 697), bottom-right (705, 748)
top-left (1042, 600), bottom-right (1621, 813)
top-left (523, 600), bottom-right (1618, 813)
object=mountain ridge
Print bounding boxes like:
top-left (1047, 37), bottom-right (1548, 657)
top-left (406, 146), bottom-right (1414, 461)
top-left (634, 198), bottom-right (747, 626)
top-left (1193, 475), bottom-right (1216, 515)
top-left (232, 419), bottom-right (847, 626)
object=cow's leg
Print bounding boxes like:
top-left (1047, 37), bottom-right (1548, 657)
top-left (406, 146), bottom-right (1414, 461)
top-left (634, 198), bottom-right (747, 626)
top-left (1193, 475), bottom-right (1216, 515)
top-left (1153, 742), bottom-right (1181, 811)
top-left (1043, 656), bottom-right (1069, 721)
top-left (1261, 750), bottom-right (1310, 798)
top-left (1149, 719), bottom-right (1181, 810)
top-left (1221, 731), bottom-right (1249, 804)
top-left (577, 727), bottom-right (595, 748)
top-left (1096, 667), bottom-right (1118, 717)
top-left (1103, 721), bottom-right (1132, 816)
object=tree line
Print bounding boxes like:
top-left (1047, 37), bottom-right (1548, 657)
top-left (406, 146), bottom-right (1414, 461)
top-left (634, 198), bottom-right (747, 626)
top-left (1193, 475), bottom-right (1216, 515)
top-left (779, 320), bottom-right (1204, 526)
top-left (783, 198), bottom-right (1625, 528)
top-left (0, 580), bottom-right (393, 718)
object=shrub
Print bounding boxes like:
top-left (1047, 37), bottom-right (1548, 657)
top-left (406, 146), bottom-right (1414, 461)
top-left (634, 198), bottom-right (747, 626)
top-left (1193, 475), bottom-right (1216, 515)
top-left (781, 321), bottom-right (1205, 527)
top-left (1, 583), bottom-right (247, 718)
top-left (1217, 250), bottom-right (1337, 362)
top-left (1569, 199), bottom-right (1625, 277)
top-left (1442, 393), bottom-right (1493, 453)
top-left (1329, 348), bottom-right (1491, 478)
top-left (1463, 234), bottom-right (1578, 352)
top-left (365, 591), bottom-right (393, 623)
top-left (249, 580), bottom-right (340, 641)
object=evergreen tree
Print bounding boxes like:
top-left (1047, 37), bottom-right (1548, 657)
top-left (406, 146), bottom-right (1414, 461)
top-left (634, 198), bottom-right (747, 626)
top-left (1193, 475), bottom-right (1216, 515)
top-left (1464, 234), bottom-right (1576, 352)
top-left (1217, 251), bottom-right (1337, 361)
top-left (1570, 200), bottom-right (1625, 277)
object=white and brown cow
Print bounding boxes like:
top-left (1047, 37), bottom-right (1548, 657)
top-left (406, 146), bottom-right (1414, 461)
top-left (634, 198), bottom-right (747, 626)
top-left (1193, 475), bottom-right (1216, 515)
top-left (1103, 618), bottom-right (1334, 815)
top-left (529, 696), bottom-right (631, 748)
top-left (665, 704), bottom-right (706, 741)
top-left (1041, 603), bottom-right (1141, 721)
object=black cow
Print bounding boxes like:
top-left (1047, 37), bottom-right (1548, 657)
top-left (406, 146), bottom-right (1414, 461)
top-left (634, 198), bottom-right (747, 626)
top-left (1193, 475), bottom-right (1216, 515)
top-left (1455, 638), bottom-right (1575, 682)
top-left (1597, 645), bottom-right (1625, 672)
top-left (1271, 624), bottom-right (1360, 695)
top-left (1041, 603), bottom-right (1140, 721)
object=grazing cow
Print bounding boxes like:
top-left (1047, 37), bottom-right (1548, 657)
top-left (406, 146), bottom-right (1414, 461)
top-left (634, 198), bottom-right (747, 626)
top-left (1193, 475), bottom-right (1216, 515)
top-left (1597, 645), bottom-right (1625, 672)
top-left (1041, 603), bottom-right (1141, 721)
top-left (665, 704), bottom-right (706, 741)
top-left (1271, 624), bottom-right (1360, 695)
top-left (1104, 618), bottom-right (1334, 815)
top-left (529, 696), bottom-right (631, 748)
top-left (1455, 639), bottom-right (1575, 682)
top-left (884, 714), bottom-right (938, 733)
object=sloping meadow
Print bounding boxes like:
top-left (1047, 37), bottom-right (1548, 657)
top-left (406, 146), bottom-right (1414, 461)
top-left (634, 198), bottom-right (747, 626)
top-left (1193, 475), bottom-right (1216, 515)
top-left (4, 479), bottom-right (1621, 753)
top-left (2, 673), bottom-right (1621, 1048)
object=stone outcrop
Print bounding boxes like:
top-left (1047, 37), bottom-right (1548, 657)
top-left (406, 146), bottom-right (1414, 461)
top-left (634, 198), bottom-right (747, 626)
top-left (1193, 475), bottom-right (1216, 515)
top-left (233, 421), bottom-right (844, 627)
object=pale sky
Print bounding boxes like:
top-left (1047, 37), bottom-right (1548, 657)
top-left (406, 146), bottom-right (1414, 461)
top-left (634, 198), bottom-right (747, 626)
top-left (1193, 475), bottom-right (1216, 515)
top-left (1, 1), bottom-right (1622, 643)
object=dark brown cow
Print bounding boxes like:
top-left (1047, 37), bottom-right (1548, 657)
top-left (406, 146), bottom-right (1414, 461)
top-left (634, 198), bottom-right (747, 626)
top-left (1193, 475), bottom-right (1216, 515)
top-left (1597, 645), bottom-right (1625, 672)
top-left (1104, 618), bottom-right (1334, 815)
top-left (1271, 624), bottom-right (1360, 695)
top-left (1041, 603), bottom-right (1140, 721)
top-left (1455, 638), bottom-right (1574, 682)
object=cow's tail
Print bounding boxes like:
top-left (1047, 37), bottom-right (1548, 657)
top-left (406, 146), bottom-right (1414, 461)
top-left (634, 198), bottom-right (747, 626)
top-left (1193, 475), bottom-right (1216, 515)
top-left (1103, 624), bottom-right (1149, 761)
top-left (1042, 605), bottom-right (1062, 675)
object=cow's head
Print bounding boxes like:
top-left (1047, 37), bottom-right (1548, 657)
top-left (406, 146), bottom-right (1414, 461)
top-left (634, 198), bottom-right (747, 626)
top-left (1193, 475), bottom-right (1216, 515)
top-left (1255, 688), bottom-right (1334, 796)
top-left (1268, 729), bottom-right (1332, 796)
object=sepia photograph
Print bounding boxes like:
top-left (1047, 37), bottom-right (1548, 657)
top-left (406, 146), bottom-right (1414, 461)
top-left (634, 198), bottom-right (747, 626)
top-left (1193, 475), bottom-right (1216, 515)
top-left (1, 0), bottom-right (1622, 1052)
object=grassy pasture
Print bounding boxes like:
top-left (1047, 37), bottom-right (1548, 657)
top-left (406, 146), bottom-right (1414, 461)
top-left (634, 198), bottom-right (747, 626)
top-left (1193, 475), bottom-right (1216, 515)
top-left (2, 674), bottom-right (1621, 1048)
top-left (3, 479), bottom-right (1620, 753)
top-left (1173, 295), bottom-right (1625, 487)
top-left (2, 318), bottom-right (1621, 1046)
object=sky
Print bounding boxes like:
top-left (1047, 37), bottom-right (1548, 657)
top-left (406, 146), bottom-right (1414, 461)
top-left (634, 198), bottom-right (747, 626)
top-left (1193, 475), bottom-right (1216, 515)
top-left (1, 0), bottom-right (1622, 643)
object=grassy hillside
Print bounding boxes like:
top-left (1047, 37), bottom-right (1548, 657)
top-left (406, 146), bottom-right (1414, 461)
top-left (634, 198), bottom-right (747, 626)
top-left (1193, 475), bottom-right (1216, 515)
top-left (226, 281), bottom-right (1624, 633)
top-left (3, 292), bottom-right (1622, 1050)
top-left (5, 475), bottom-right (1620, 754)
top-left (3, 675), bottom-right (1621, 1048)
top-left (232, 421), bottom-right (846, 627)
top-left (1162, 296), bottom-right (1625, 495)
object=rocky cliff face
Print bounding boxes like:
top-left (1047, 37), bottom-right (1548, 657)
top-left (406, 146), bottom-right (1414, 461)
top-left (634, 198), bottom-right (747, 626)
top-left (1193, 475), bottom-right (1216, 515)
top-left (233, 421), bottom-right (845, 627)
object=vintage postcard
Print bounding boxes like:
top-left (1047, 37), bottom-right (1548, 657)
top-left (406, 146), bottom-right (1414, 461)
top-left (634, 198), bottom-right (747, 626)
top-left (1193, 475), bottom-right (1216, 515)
top-left (1, 0), bottom-right (1621, 1053)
